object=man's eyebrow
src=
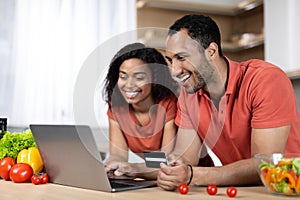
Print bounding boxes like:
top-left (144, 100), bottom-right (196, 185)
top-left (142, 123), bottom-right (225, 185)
top-left (166, 52), bottom-right (187, 60)
top-left (165, 56), bottom-right (172, 62)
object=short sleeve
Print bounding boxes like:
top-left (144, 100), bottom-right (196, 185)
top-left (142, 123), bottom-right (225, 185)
top-left (106, 106), bottom-right (115, 120)
top-left (249, 68), bottom-right (297, 128)
top-left (164, 96), bottom-right (178, 122)
top-left (175, 87), bottom-right (195, 129)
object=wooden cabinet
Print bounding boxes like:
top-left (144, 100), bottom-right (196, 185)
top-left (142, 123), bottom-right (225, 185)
top-left (137, 0), bottom-right (264, 62)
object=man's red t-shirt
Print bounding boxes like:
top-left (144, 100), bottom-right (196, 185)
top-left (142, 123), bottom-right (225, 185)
top-left (107, 96), bottom-right (177, 154)
top-left (175, 58), bottom-right (300, 165)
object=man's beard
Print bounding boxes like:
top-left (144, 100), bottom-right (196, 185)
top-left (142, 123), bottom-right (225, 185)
top-left (185, 71), bottom-right (206, 94)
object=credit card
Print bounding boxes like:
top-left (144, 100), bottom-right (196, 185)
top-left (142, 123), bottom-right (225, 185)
top-left (144, 151), bottom-right (168, 168)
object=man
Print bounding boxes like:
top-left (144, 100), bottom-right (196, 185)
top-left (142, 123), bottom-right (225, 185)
top-left (157, 14), bottom-right (300, 191)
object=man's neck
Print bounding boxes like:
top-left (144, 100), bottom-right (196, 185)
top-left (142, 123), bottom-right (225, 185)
top-left (205, 56), bottom-right (228, 105)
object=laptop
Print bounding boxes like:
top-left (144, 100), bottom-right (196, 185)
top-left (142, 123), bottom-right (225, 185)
top-left (29, 124), bottom-right (157, 192)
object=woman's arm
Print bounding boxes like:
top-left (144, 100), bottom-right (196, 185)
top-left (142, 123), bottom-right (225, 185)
top-left (161, 119), bottom-right (177, 155)
top-left (104, 119), bottom-right (128, 169)
top-left (119, 119), bottom-right (178, 180)
top-left (170, 127), bottom-right (202, 165)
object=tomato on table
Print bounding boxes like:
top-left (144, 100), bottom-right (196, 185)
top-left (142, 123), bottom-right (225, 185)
top-left (227, 186), bottom-right (237, 198)
top-left (31, 173), bottom-right (49, 185)
top-left (207, 184), bottom-right (218, 195)
top-left (9, 163), bottom-right (33, 183)
top-left (31, 175), bottom-right (41, 185)
top-left (0, 157), bottom-right (15, 180)
top-left (178, 184), bottom-right (189, 194)
top-left (40, 173), bottom-right (49, 184)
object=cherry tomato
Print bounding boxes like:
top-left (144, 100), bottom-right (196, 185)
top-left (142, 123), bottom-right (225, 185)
top-left (226, 186), bottom-right (237, 198)
top-left (178, 184), bottom-right (189, 195)
top-left (31, 175), bottom-right (41, 185)
top-left (9, 163), bottom-right (33, 183)
top-left (207, 184), bottom-right (218, 195)
top-left (31, 173), bottom-right (49, 185)
top-left (0, 157), bottom-right (15, 180)
top-left (40, 173), bottom-right (49, 184)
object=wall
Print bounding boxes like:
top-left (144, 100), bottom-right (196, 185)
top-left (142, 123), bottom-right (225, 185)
top-left (264, 0), bottom-right (300, 72)
top-left (264, 0), bottom-right (300, 110)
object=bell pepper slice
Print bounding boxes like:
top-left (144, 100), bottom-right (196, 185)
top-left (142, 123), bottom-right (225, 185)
top-left (17, 147), bottom-right (43, 173)
top-left (296, 175), bottom-right (300, 193)
top-left (278, 160), bottom-right (293, 167)
top-left (265, 168), bottom-right (277, 184)
top-left (277, 172), bottom-right (296, 189)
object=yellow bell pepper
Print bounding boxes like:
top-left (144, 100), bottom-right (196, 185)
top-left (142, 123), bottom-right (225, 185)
top-left (17, 147), bottom-right (43, 173)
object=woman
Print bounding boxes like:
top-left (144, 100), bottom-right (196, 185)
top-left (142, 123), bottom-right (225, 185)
top-left (103, 42), bottom-right (178, 179)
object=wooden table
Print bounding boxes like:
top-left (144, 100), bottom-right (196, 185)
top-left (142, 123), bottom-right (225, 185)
top-left (0, 180), bottom-right (296, 200)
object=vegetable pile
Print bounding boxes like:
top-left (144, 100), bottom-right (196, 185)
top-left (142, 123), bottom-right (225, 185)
top-left (0, 129), bottom-right (36, 160)
top-left (0, 129), bottom-right (48, 185)
top-left (258, 158), bottom-right (300, 195)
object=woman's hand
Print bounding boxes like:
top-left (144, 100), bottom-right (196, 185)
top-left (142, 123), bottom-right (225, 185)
top-left (105, 161), bottom-right (139, 178)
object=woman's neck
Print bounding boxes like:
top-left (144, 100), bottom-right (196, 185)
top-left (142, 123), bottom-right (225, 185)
top-left (131, 96), bottom-right (155, 114)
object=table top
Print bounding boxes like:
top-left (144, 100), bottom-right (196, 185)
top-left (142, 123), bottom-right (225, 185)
top-left (0, 180), bottom-right (296, 200)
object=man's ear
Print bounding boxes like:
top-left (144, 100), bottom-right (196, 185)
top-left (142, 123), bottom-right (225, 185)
top-left (205, 42), bottom-right (218, 59)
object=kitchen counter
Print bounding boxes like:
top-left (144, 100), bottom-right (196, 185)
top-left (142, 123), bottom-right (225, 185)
top-left (0, 180), bottom-right (296, 200)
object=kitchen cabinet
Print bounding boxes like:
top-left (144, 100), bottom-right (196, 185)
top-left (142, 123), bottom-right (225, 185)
top-left (137, 0), bottom-right (264, 62)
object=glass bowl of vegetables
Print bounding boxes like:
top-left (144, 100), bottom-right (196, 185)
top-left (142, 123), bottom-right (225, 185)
top-left (254, 153), bottom-right (300, 196)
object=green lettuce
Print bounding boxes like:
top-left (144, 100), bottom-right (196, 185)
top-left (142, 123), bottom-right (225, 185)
top-left (0, 129), bottom-right (36, 160)
top-left (292, 158), bottom-right (300, 175)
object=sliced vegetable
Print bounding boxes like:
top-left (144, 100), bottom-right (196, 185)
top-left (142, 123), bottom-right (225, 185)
top-left (278, 159), bottom-right (293, 167)
top-left (293, 159), bottom-right (300, 175)
top-left (296, 175), bottom-right (300, 193)
top-left (259, 157), bottom-right (300, 195)
top-left (277, 172), bottom-right (296, 189)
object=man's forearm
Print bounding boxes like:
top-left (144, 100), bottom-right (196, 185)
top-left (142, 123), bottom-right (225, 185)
top-left (191, 158), bottom-right (261, 186)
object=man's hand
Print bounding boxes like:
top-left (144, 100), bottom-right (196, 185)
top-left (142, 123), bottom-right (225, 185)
top-left (157, 163), bottom-right (190, 191)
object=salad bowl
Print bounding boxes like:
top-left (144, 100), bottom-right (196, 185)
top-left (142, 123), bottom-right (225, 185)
top-left (254, 153), bottom-right (300, 196)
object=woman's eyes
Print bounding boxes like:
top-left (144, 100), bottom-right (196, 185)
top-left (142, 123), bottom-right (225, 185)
top-left (118, 74), bottom-right (146, 81)
top-left (135, 76), bottom-right (146, 81)
top-left (119, 74), bottom-right (127, 80)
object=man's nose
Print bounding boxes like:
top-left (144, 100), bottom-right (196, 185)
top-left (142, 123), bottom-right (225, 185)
top-left (170, 60), bottom-right (182, 77)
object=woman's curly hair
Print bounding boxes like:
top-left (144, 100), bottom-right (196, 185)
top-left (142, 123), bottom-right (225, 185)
top-left (103, 42), bottom-right (178, 107)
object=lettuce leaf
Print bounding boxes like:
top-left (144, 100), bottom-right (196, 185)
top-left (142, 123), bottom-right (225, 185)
top-left (0, 129), bottom-right (36, 160)
top-left (292, 158), bottom-right (300, 175)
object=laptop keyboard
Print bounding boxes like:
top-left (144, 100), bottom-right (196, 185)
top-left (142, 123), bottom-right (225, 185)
top-left (110, 180), bottom-right (138, 188)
